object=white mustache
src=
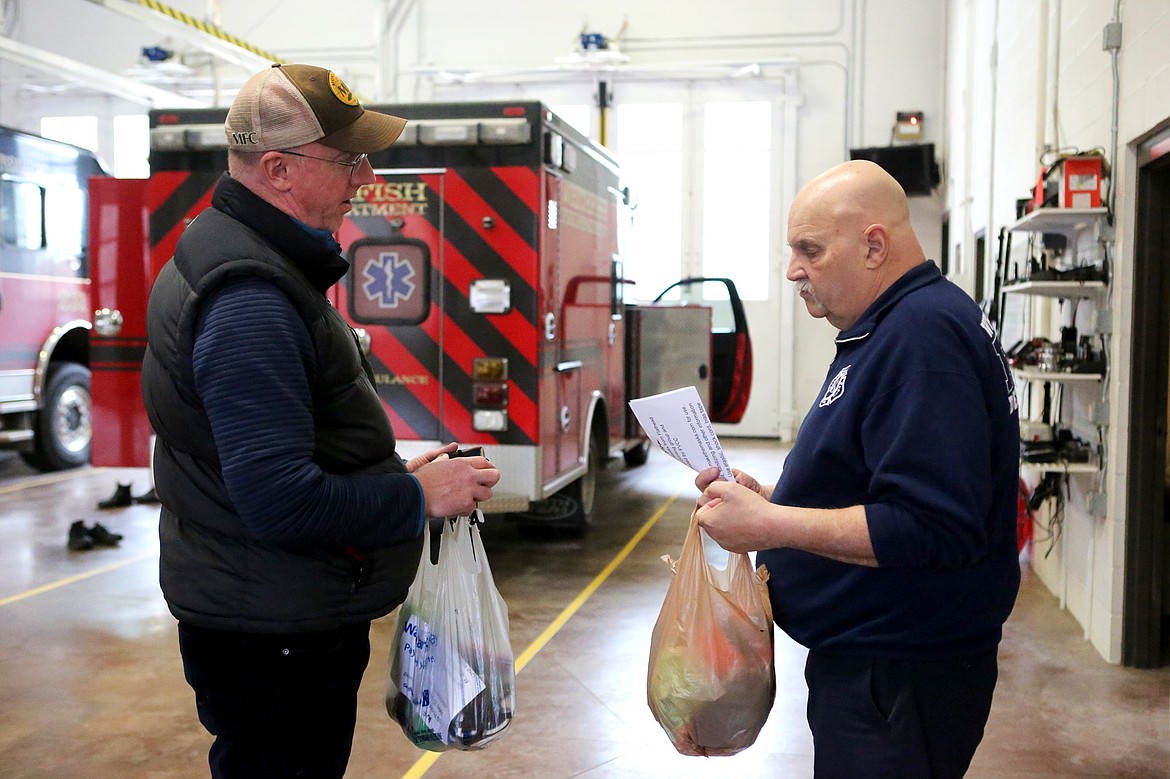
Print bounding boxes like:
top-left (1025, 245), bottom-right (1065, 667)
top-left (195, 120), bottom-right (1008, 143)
top-left (795, 280), bottom-right (823, 308)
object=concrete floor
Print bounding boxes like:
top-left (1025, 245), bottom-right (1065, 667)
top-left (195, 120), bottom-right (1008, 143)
top-left (0, 439), bottom-right (1167, 778)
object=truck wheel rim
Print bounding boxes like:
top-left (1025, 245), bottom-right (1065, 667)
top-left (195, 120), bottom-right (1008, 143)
top-left (53, 386), bottom-right (92, 455)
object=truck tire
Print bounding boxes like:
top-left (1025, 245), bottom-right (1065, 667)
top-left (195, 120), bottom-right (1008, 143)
top-left (623, 440), bottom-right (651, 467)
top-left (22, 362), bottom-right (92, 472)
top-left (563, 432), bottom-right (604, 532)
top-left (517, 432), bottom-right (604, 538)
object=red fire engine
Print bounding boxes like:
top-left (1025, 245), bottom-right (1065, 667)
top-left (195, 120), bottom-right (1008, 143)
top-left (0, 126), bottom-right (105, 471)
top-left (89, 102), bottom-right (752, 532)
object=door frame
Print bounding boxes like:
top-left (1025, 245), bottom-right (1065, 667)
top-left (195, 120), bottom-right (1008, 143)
top-left (1124, 126), bottom-right (1170, 667)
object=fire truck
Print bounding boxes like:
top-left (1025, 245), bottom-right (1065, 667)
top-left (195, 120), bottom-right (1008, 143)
top-left (89, 101), bottom-right (752, 532)
top-left (0, 126), bottom-right (105, 471)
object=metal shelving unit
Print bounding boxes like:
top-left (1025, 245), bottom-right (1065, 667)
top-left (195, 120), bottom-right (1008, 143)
top-left (1007, 207), bottom-right (1110, 481)
top-left (1000, 279), bottom-right (1105, 298)
top-left (1011, 368), bottom-right (1104, 383)
top-left (1008, 207), bottom-right (1110, 237)
top-left (1020, 460), bottom-right (1100, 474)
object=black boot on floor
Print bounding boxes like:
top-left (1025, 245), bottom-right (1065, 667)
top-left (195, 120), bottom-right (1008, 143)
top-left (88, 523), bottom-right (123, 547)
top-left (133, 487), bottom-right (160, 505)
top-left (67, 521), bottom-right (94, 551)
top-left (97, 483), bottom-right (133, 510)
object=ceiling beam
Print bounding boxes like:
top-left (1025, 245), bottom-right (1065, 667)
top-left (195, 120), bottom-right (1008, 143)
top-left (0, 36), bottom-right (206, 107)
top-left (82, 0), bottom-right (278, 73)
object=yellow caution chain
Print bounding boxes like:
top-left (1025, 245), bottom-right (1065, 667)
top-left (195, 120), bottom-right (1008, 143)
top-left (136, 0), bottom-right (284, 64)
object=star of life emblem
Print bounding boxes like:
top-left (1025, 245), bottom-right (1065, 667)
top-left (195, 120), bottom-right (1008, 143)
top-left (362, 250), bottom-right (416, 309)
top-left (819, 365), bottom-right (850, 407)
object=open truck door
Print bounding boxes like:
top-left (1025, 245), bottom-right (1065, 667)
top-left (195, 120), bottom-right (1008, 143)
top-left (653, 277), bottom-right (753, 424)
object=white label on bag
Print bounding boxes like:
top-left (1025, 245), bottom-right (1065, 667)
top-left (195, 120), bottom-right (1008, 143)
top-left (398, 614), bottom-right (486, 742)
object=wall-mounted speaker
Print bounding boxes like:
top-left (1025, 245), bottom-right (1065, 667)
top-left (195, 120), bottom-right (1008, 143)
top-left (848, 143), bottom-right (940, 197)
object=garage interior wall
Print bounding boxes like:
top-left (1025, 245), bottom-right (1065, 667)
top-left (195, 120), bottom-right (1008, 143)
top-left (947, 0), bottom-right (1170, 665)
top-left (1, 0), bottom-right (1163, 665)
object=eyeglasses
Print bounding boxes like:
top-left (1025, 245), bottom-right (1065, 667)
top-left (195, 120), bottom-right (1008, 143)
top-left (278, 149), bottom-right (368, 176)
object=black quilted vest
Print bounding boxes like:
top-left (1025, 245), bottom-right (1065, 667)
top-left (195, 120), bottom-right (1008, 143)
top-left (142, 174), bottom-right (422, 633)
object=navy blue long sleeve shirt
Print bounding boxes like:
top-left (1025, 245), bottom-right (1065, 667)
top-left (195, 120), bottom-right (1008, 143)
top-left (758, 261), bottom-right (1021, 658)
top-left (193, 278), bottom-right (425, 549)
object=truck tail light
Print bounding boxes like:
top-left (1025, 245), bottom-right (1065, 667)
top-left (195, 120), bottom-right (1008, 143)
top-left (472, 357), bottom-right (509, 431)
top-left (474, 382), bottom-right (508, 408)
top-left (473, 357), bottom-right (508, 380)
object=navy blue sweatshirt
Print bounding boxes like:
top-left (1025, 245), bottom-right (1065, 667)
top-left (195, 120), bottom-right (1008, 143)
top-left (757, 261), bottom-right (1021, 658)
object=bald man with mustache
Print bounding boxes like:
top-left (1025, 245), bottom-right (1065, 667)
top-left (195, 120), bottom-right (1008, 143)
top-left (696, 160), bottom-right (1021, 778)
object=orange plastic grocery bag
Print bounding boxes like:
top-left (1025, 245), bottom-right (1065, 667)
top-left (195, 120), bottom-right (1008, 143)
top-left (647, 507), bottom-right (775, 756)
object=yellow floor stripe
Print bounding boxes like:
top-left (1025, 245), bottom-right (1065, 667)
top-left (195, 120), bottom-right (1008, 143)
top-left (0, 468), bottom-right (94, 496)
top-left (511, 492), bottom-right (679, 673)
top-left (1, 476), bottom-right (683, 775)
top-left (399, 488), bottom-right (681, 779)
top-left (0, 551), bottom-right (155, 608)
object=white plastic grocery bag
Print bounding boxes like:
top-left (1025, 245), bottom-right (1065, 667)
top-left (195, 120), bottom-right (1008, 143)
top-left (386, 511), bottom-right (515, 751)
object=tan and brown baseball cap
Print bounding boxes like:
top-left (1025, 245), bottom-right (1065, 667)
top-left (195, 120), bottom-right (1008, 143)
top-left (225, 63), bottom-right (407, 153)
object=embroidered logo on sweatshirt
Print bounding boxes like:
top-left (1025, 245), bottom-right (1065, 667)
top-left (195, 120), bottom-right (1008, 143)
top-left (981, 311), bottom-right (1019, 414)
top-left (819, 365), bottom-right (850, 407)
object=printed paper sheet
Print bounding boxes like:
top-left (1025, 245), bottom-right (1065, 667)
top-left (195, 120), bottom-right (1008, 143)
top-left (628, 386), bottom-right (734, 481)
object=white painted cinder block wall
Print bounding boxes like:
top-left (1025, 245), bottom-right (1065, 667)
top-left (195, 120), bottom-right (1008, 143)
top-left (948, 0), bottom-right (1170, 663)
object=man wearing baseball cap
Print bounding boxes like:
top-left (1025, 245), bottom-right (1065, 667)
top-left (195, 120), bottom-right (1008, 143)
top-left (142, 64), bottom-right (500, 779)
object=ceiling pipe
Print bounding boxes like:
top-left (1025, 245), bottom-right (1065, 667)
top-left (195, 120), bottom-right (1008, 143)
top-left (412, 58), bottom-right (801, 85)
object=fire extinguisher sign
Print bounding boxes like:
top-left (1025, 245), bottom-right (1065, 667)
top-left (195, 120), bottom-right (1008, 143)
top-left (349, 239), bottom-right (430, 325)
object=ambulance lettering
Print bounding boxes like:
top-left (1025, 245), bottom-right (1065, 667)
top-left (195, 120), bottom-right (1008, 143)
top-left (352, 181), bottom-right (429, 217)
top-left (376, 373), bottom-right (431, 386)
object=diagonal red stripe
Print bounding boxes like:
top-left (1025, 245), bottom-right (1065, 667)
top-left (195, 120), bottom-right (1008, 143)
top-left (149, 172), bottom-right (214, 274)
top-left (442, 168), bottom-right (539, 287)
